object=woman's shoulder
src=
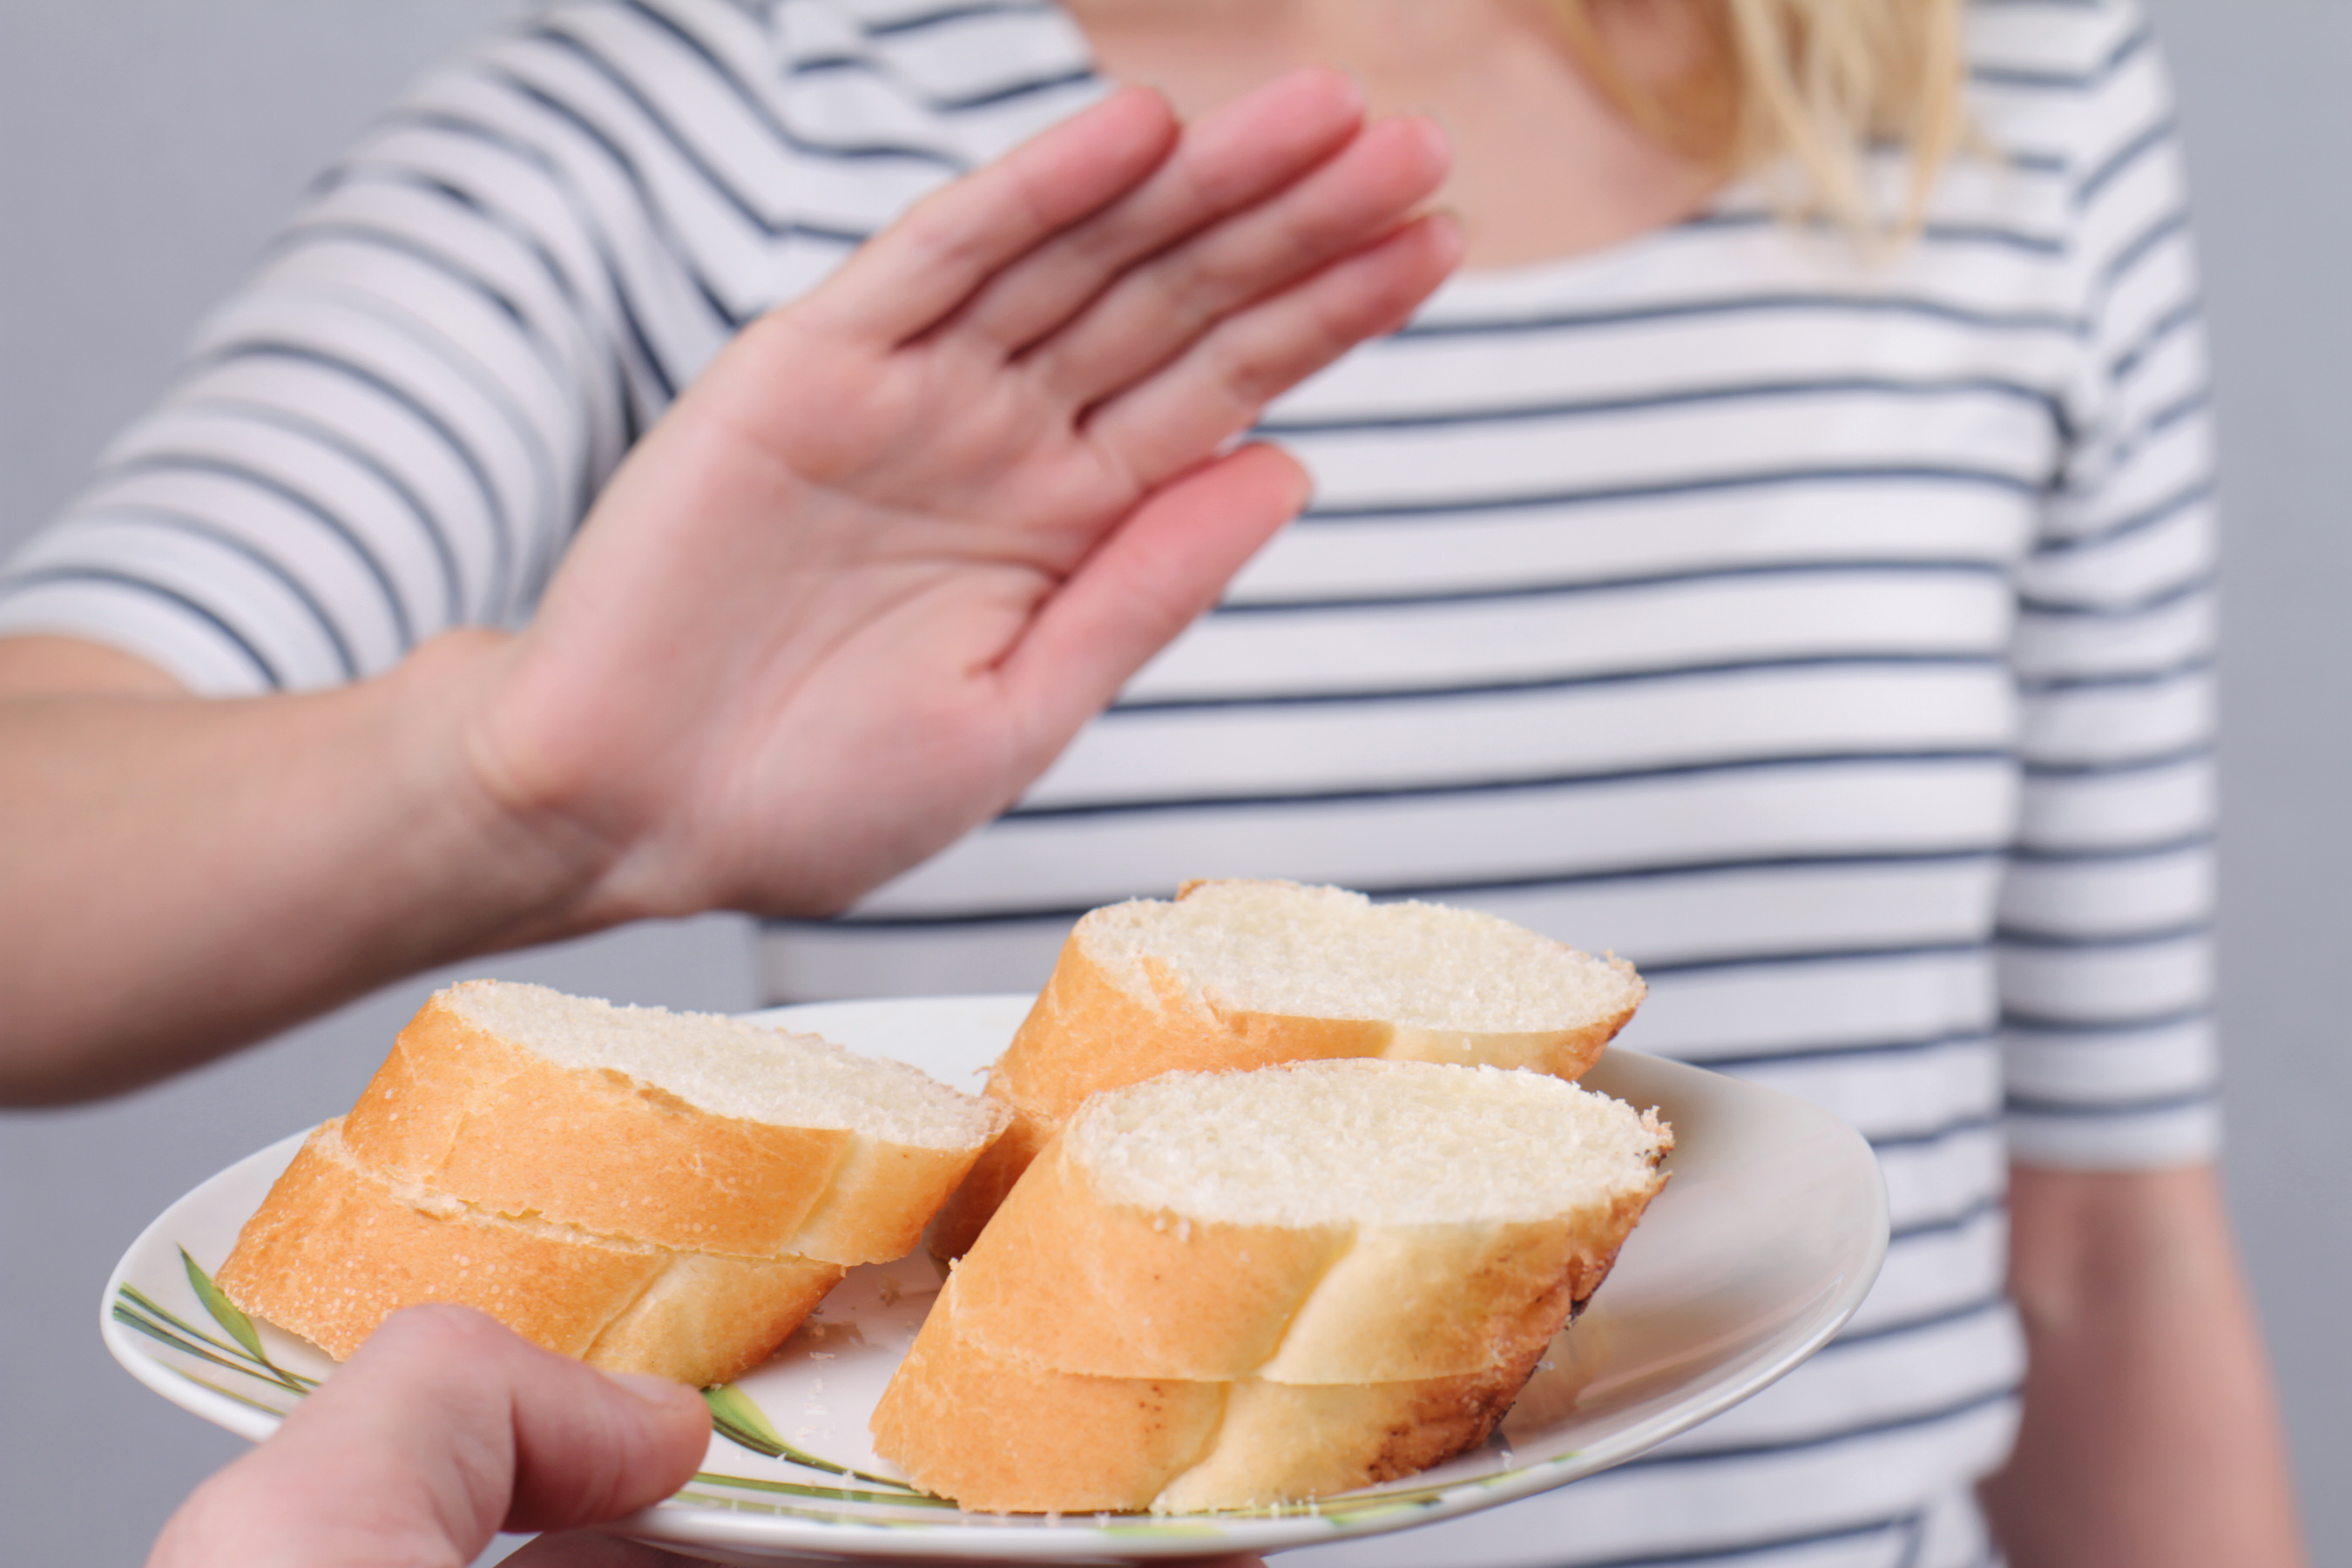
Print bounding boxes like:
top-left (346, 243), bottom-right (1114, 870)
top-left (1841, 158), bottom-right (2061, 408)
top-left (1966, 0), bottom-right (2164, 127)
top-left (1964, 0), bottom-right (2173, 166)
top-left (1969, 0), bottom-right (2151, 68)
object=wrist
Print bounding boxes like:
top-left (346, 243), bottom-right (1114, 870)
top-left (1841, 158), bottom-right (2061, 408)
top-left (386, 627), bottom-right (641, 940)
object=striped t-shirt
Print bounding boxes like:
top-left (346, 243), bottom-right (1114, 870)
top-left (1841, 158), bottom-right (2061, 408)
top-left (0, 3), bottom-right (2213, 1564)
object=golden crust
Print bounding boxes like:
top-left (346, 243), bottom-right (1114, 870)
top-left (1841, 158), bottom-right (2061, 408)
top-left (218, 1122), bottom-right (666, 1362)
top-left (871, 1280), bottom-right (1226, 1515)
top-left (1152, 1344), bottom-right (1544, 1512)
top-left (584, 1251), bottom-right (845, 1388)
top-left (986, 929), bottom-right (1389, 1125)
top-left (945, 1138), bottom-right (1665, 1382)
top-left (948, 1140), bottom-right (1348, 1379)
top-left (876, 1055), bottom-right (1672, 1513)
top-left (219, 1120), bottom-right (847, 1386)
top-left (936, 887), bottom-right (1646, 1255)
top-left (872, 1280), bottom-right (1552, 1514)
top-left (1259, 1177), bottom-right (1665, 1382)
top-left (927, 1092), bottom-right (1051, 1260)
top-left (339, 992), bottom-right (990, 1267)
top-left (792, 1134), bottom-right (986, 1267)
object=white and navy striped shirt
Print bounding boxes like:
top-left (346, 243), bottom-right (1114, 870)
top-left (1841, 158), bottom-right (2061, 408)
top-left (0, 3), bottom-right (2213, 1564)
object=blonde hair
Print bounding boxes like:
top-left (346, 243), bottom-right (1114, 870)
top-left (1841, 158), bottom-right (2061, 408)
top-left (1554, 0), bottom-right (1968, 238)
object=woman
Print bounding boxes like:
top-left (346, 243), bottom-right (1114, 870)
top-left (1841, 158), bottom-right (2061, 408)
top-left (0, 2), bottom-right (2302, 1565)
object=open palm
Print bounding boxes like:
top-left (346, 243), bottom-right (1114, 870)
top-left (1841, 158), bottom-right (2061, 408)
top-left (467, 71), bottom-right (1457, 923)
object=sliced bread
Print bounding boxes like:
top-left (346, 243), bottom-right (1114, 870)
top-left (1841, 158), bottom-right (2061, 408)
top-left (873, 1058), bottom-right (1670, 1511)
top-left (219, 980), bottom-right (1004, 1386)
top-left (215, 1119), bottom-right (847, 1387)
top-left (933, 881), bottom-right (1646, 1256)
top-left (872, 1275), bottom-right (1541, 1515)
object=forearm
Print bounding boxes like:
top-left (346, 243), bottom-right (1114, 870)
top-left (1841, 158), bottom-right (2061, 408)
top-left (0, 632), bottom-right (606, 1104)
top-left (1981, 1162), bottom-right (2305, 1567)
top-left (0, 77), bottom-right (1455, 1107)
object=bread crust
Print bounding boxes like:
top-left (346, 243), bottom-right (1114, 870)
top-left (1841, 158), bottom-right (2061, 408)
top-left (880, 1060), bottom-right (1673, 1514)
top-left (995, 941), bottom-right (1395, 1124)
top-left (950, 1141), bottom-right (1350, 1378)
top-left (947, 1136), bottom-right (1664, 1382)
top-left (1152, 1343), bottom-right (1544, 1512)
top-left (218, 1120), bottom-right (847, 1387)
top-left (218, 1121), bottom-right (667, 1362)
top-left (341, 986), bottom-right (994, 1267)
top-left (872, 1279), bottom-right (1551, 1514)
top-left (583, 1250), bottom-right (845, 1388)
top-left (928, 1098), bottom-right (1051, 1260)
top-left (931, 886), bottom-right (1645, 1256)
top-left (870, 1279), bottom-right (1227, 1514)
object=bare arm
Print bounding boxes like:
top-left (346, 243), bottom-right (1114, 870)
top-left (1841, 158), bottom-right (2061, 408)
top-left (1980, 1162), bottom-right (2305, 1566)
top-left (0, 71), bottom-right (1459, 1105)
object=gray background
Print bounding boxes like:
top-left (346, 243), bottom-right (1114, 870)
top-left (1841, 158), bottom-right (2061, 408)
top-left (1, 2), bottom-right (2343, 1562)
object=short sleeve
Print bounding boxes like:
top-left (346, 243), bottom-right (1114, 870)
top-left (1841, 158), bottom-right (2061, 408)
top-left (0, 5), bottom-right (713, 693)
top-left (1999, 8), bottom-right (2219, 1166)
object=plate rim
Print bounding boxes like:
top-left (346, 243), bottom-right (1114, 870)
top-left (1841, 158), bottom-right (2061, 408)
top-left (103, 992), bottom-right (1889, 1563)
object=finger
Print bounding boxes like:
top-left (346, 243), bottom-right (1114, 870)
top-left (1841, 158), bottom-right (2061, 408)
top-left (1085, 212), bottom-right (1463, 489)
top-left (505, 1363), bottom-right (711, 1533)
top-left (1001, 443), bottom-right (1307, 753)
top-left (147, 1306), bottom-right (710, 1568)
top-left (950, 67), bottom-right (1366, 356)
top-left (1027, 114), bottom-right (1452, 411)
top-left (793, 87), bottom-right (1179, 347)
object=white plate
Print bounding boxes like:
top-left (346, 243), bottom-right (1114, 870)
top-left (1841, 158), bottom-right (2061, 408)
top-left (105, 994), bottom-right (1887, 1564)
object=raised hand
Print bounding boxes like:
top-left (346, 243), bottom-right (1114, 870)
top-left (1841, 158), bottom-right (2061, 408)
top-left (0, 72), bottom-right (1453, 1100)
top-left (463, 70), bottom-right (1458, 922)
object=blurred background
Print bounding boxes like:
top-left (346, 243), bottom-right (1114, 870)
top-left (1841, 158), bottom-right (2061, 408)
top-left (3, 2), bottom-right (2346, 1562)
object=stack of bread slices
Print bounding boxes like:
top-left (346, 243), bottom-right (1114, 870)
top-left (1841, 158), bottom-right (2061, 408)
top-left (217, 980), bottom-right (1005, 1389)
top-left (874, 1058), bottom-right (1672, 1512)
top-left (216, 880), bottom-right (1667, 1514)
top-left (934, 880), bottom-right (1649, 1257)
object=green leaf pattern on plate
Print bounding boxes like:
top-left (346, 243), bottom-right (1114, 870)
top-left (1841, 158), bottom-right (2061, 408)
top-left (704, 1382), bottom-right (925, 1492)
top-left (180, 1245), bottom-right (266, 1361)
top-left (114, 1274), bottom-right (314, 1398)
top-left (125, 1241), bottom-right (1549, 1536)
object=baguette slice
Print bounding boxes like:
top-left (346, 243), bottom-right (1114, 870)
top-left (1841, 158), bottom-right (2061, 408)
top-left (220, 981), bottom-right (1004, 1384)
top-left (934, 882), bottom-right (1645, 1257)
top-left (215, 1120), bottom-right (845, 1388)
top-left (870, 1276), bottom-right (1544, 1514)
top-left (874, 1059), bottom-right (1670, 1511)
top-left (341, 981), bottom-right (1005, 1266)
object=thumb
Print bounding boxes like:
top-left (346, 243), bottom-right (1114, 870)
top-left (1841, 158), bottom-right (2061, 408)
top-left (149, 1305), bottom-right (710, 1567)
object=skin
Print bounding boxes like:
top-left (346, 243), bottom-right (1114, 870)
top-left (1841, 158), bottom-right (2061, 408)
top-left (4, 4), bottom-right (2307, 1564)
top-left (1982, 1166), bottom-right (2307, 1568)
top-left (0, 70), bottom-right (1461, 1103)
top-left (147, 1306), bottom-right (716, 1568)
top-left (1069, 0), bottom-right (1721, 267)
top-left (149, 1305), bottom-right (1267, 1568)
